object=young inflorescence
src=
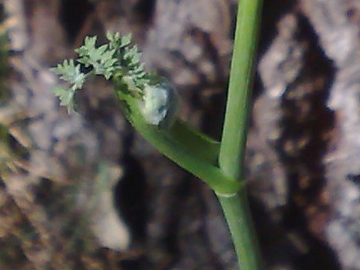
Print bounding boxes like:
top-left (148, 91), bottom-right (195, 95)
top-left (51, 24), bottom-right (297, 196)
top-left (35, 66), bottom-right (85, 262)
top-left (51, 32), bottom-right (178, 128)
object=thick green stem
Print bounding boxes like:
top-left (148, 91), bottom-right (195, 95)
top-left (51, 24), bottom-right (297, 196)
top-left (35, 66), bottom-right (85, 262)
top-left (217, 191), bottom-right (262, 270)
top-left (217, 0), bottom-right (263, 269)
top-left (219, 0), bottom-right (263, 180)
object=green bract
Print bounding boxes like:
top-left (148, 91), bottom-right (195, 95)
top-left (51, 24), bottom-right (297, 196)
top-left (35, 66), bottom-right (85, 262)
top-left (139, 78), bottom-right (179, 129)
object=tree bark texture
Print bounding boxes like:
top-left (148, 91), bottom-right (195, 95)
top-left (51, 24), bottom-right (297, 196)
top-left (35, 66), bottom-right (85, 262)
top-left (0, 0), bottom-right (359, 269)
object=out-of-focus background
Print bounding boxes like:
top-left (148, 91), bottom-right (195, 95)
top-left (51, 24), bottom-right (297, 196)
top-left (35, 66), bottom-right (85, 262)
top-left (0, 0), bottom-right (359, 269)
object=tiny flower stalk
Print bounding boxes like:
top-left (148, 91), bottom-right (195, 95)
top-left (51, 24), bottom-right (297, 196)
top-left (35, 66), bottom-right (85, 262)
top-left (52, 0), bottom-right (264, 266)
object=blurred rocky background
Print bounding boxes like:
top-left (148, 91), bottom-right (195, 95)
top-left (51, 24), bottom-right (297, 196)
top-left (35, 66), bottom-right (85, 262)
top-left (0, 0), bottom-right (359, 269)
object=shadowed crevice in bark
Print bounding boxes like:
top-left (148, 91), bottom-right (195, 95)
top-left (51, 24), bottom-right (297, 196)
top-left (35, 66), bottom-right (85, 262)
top-left (132, 0), bottom-right (157, 24)
top-left (59, 0), bottom-right (95, 44)
top-left (277, 12), bottom-right (338, 269)
top-left (259, 0), bottom-right (297, 56)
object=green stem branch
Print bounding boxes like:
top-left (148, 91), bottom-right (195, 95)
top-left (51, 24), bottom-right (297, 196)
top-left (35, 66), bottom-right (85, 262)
top-left (217, 0), bottom-right (263, 269)
top-left (219, 0), bottom-right (263, 180)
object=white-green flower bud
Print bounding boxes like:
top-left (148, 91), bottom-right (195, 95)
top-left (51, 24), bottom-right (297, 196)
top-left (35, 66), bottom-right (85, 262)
top-left (139, 78), bottom-right (179, 129)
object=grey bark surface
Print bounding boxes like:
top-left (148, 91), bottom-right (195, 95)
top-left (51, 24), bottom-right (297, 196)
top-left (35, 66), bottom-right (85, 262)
top-left (0, 0), bottom-right (359, 269)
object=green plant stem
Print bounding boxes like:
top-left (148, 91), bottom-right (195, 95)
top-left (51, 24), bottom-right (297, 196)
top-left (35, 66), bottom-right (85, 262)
top-left (219, 0), bottom-right (262, 180)
top-left (217, 0), bottom-right (263, 269)
top-left (218, 191), bottom-right (262, 270)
